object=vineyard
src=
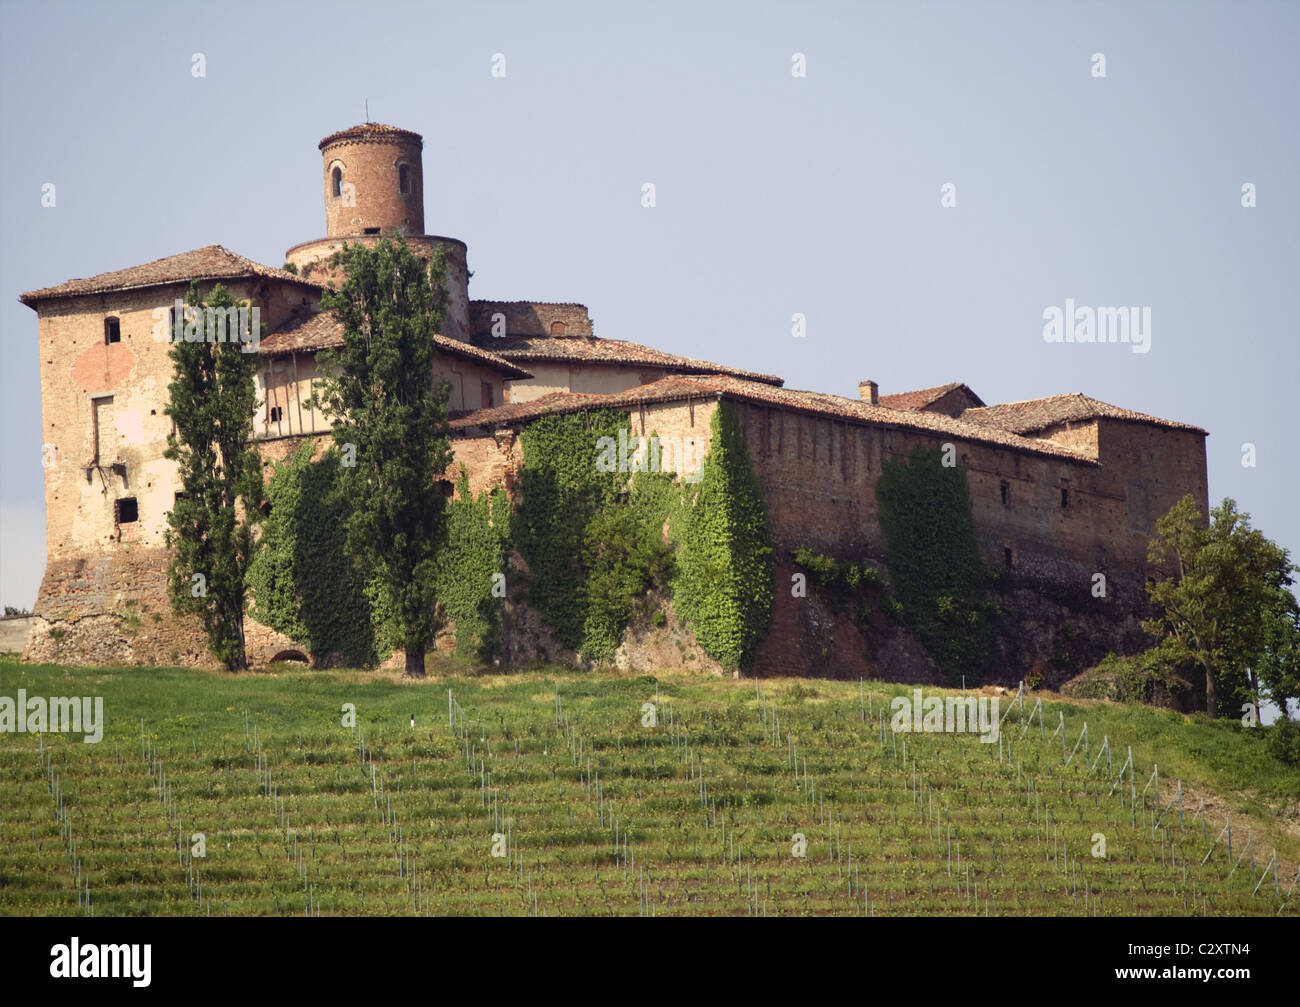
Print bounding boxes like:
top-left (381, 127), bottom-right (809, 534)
top-left (2, 658), bottom-right (1297, 917)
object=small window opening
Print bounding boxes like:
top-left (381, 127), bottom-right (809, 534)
top-left (331, 167), bottom-right (342, 198)
top-left (1003, 547), bottom-right (1013, 569)
top-left (1060, 487), bottom-right (1069, 508)
top-left (104, 317), bottom-right (121, 344)
top-left (399, 164), bottom-right (411, 195)
top-left (269, 406), bottom-right (283, 423)
top-left (550, 321), bottom-right (566, 335)
top-left (115, 497), bottom-right (139, 524)
top-left (363, 227), bottom-right (380, 235)
top-left (1000, 480), bottom-right (1010, 506)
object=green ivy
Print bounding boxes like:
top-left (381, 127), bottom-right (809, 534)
top-left (248, 443), bottom-right (383, 666)
top-left (676, 404), bottom-right (775, 671)
top-left (581, 472), bottom-right (679, 661)
top-left (875, 444), bottom-right (997, 684)
top-left (433, 468), bottom-right (510, 660)
top-left (516, 410), bottom-right (626, 655)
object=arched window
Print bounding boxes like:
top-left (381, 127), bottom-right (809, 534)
top-left (331, 166), bottom-right (342, 198)
top-left (398, 164), bottom-right (411, 195)
top-left (549, 320), bottom-right (566, 335)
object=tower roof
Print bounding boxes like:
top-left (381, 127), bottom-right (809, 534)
top-left (319, 123), bottom-right (423, 150)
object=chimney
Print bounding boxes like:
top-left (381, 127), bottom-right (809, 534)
top-left (859, 380), bottom-right (879, 406)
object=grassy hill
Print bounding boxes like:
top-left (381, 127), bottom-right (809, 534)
top-left (2, 656), bottom-right (1296, 916)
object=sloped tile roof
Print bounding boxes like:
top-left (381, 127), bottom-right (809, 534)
top-left (20, 245), bottom-right (323, 305)
top-left (878, 381), bottom-right (985, 411)
top-left (259, 311), bottom-right (532, 378)
top-left (960, 393), bottom-right (1206, 435)
top-left (480, 335), bottom-right (784, 386)
top-left (450, 374), bottom-right (1102, 464)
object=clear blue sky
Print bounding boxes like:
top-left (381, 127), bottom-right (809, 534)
top-left (2, 0), bottom-right (1297, 616)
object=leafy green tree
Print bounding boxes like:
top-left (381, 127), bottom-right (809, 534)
top-left (311, 239), bottom-right (453, 678)
top-left (1144, 496), bottom-right (1295, 719)
top-left (164, 281), bottom-right (263, 670)
top-left (1256, 586), bottom-right (1300, 719)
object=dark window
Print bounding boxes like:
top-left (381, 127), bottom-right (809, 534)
top-left (104, 317), bottom-right (121, 344)
top-left (481, 382), bottom-right (494, 409)
top-left (1061, 487), bottom-right (1069, 508)
top-left (331, 167), bottom-right (342, 197)
top-left (116, 497), bottom-right (139, 524)
top-left (269, 406), bottom-right (283, 423)
top-left (1003, 547), bottom-right (1013, 569)
top-left (363, 227), bottom-right (380, 235)
top-left (399, 164), bottom-right (410, 194)
top-left (1000, 480), bottom-right (1010, 506)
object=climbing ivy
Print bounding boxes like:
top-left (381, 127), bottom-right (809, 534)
top-left (433, 468), bottom-right (510, 661)
top-left (515, 410), bottom-right (626, 655)
top-left (581, 471), bottom-right (679, 661)
top-left (676, 404), bottom-right (775, 671)
top-left (250, 403), bottom-right (778, 672)
top-left (874, 444), bottom-right (997, 684)
top-left (248, 442), bottom-right (384, 666)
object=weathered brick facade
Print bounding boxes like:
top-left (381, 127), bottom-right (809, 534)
top-left (19, 122), bottom-right (1210, 683)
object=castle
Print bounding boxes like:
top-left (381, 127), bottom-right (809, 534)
top-left (19, 123), bottom-right (1210, 682)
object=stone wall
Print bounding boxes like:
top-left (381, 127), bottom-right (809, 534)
top-left (470, 301), bottom-right (593, 339)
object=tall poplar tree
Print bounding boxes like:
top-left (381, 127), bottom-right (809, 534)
top-left (164, 281), bottom-right (263, 670)
top-left (312, 239), bottom-right (454, 678)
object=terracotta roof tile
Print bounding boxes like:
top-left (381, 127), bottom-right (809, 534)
top-left (259, 311), bottom-right (532, 377)
top-left (451, 374), bottom-right (1102, 464)
top-left (319, 123), bottom-right (422, 149)
top-left (878, 382), bottom-right (985, 411)
top-left (960, 393), bottom-right (1206, 435)
top-left (481, 335), bottom-right (784, 386)
top-left (20, 245), bottom-right (323, 305)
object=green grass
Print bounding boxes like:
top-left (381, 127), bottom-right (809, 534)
top-left (1, 656), bottom-right (1296, 917)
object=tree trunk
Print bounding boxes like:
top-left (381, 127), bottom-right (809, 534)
top-left (403, 640), bottom-right (426, 679)
top-left (1204, 661), bottom-right (1217, 720)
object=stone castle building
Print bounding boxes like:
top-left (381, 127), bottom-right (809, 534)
top-left (19, 123), bottom-right (1210, 682)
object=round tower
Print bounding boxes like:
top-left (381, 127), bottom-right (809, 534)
top-left (320, 123), bottom-right (425, 237)
top-left (286, 122), bottom-right (472, 341)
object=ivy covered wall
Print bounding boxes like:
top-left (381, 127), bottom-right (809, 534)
top-left (248, 402), bottom-right (779, 672)
top-left (874, 444), bottom-right (998, 684)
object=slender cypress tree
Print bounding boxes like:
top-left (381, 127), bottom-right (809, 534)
top-left (164, 281), bottom-right (263, 670)
top-left (311, 239), bottom-right (454, 678)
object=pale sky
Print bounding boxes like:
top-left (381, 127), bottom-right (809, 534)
top-left (2, 0), bottom-right (1297, 624)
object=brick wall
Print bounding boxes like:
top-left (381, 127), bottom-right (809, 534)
top-left (470, 301), bottom-right (593, 338)
top-left (321, 133), bottom-right (425, 239)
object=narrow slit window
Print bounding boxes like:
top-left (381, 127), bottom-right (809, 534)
top-left (104, 317), bottom-right (121, 344)
top-left (1003, 546), bottom-right (1013, 569)
top-left (1061, 487), bottom-right (1069, 508)
top-left (399, 164), bottom-right (410, 194)
top-left (1000, 480), bottom-right (1010, 507)
top-left (331, 167), bottom-right (342, 197)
